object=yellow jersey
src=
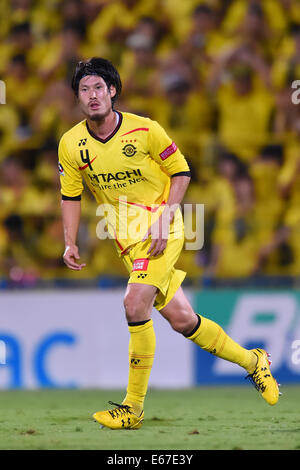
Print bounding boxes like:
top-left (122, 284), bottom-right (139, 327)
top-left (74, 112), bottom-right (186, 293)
top-left (58, 111), bottom-right (190, 254)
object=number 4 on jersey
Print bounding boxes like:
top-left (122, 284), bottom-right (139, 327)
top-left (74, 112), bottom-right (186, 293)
top-left (79, 149), bottom-right (94, 171)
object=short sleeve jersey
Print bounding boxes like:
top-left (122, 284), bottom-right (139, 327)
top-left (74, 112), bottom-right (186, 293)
top-left (58, 111), bottom-right (190, 254)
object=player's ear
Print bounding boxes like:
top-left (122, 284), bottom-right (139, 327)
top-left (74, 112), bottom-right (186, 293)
top-left (109, 85), bottom-right (117, 99)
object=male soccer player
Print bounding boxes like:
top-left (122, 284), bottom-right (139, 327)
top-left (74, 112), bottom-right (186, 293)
top-left (58, 57), bottom-right (280, 430)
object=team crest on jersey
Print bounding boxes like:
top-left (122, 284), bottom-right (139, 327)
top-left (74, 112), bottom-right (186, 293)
top-left (122, 144), bottom-right (137, 157)
top-left (58, 163), bottom-right (64, 176)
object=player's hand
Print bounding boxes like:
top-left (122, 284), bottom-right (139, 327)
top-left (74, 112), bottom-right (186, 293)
top-left (63, 245), bottom-right (86, 270)
top-left (142, 212), bottom-right (170, 257)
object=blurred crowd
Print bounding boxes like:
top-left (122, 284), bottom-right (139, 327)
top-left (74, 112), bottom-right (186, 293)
top-left (1, 0), bottom-right (300, 286)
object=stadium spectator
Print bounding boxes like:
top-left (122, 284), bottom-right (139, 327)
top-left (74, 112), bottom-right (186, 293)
top-left (1, 0), bottom-right (300, 283)
top-left (181, 3), bottom-right (227, 80)
top-left (209, 45), bottom-right (274, 163)
top-left (31, 79), bottom-right (82, 143)
top-left (2, 213), bottom-right (39, 286)
top-left (206, 171), bottom-right (262, 278)
top-left (150, 71), bottom-right (213, 165)
top-left (37, 23), bottom-right (85, 82)
top-left (222, 0), bottom-right (288, 39)
top-left (0, 22), bottom-right (33, 75)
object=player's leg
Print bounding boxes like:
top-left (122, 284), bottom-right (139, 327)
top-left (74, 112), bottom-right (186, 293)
top-left (93, 283), bottom-right (157, 429)
top-left (123, 282), bottom-right (157, 323)
top-left (117, 237), bottom-right (186, 421)
top-left (122, 283), bottom-right (157, 415)
top-left (160, 286), bottom-right (257, 370)
top-left (159, 286), bottom-right (279, 405)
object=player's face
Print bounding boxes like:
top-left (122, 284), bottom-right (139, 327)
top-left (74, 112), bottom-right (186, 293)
top-left (78, 75), bottom-right (116, 121)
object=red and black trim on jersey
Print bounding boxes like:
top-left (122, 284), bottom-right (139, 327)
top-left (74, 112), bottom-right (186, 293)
top-left (85, 111), bottom-right (123, 143)
top-left (120, 127), bottom-right (149, 137)
top-left (171, 171), bottom-right (191, 178)
top-left (62, 194), bottom-right (82, 200)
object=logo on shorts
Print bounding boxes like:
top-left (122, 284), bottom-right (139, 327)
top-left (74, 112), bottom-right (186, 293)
top-left (132, 258), bottom-right (149, 272)
top-left (137, 273), bottom-right (148, 279)
top-left (122, 144), bottom-right (137, 157)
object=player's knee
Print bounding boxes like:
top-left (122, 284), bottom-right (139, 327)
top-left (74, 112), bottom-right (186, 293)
top-left (169, 309), bottom-right (196, 335)
top-left (123, 294), bottom-right (150, 322)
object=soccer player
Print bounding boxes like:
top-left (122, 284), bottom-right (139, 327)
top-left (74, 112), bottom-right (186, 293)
top-left (58, 58), bottom-right (280, 430)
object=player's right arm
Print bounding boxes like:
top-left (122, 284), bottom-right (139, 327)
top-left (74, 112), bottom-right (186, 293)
top-left (58, 135), bottom-right (86, 271)
top-left (61, 200), bottom-right (86, 270)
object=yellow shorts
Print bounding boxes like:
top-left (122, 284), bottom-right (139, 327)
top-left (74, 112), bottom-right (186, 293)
top-left (121, 236), bottom-right (186, 311)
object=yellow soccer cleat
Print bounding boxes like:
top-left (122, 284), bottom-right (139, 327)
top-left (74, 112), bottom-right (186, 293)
top-left (246, 348), bottom-right (281, 406)
top-left (93, 401), bottom-right (144, 430)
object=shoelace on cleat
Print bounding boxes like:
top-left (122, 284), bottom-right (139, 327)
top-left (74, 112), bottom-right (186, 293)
top-left (245, 367), bottom-right (267, 393)
top-left (107, 401), bottom-right (133, 419)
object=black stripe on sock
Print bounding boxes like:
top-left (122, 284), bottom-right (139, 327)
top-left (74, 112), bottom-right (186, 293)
top-left (128, 319), bottom-right (151, 327)
top-left (183, 314), bottom-right (201, 337)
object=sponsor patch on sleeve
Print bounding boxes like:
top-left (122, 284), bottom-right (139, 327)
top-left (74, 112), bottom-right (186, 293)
top-left (58, 163), bottom-right (64, 176)
top-left (132, 258), bottom-right (149, 272)
top-left (159, 142), bottom-right (177, 161)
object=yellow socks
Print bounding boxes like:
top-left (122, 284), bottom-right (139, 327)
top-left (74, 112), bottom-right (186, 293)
top-left (122, 314), bottom-right (256, 416)
top-left (187, 315), bottom-right (257, 373)
top-left (123, 319), bottom-right (156, 415)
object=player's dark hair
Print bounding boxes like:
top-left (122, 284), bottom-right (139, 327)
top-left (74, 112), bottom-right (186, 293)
top-left (71, 57), bottom-right (122, 106)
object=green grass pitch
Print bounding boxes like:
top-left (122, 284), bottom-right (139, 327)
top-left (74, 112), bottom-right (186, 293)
top-left (0, 386), bottom-right (299, 450)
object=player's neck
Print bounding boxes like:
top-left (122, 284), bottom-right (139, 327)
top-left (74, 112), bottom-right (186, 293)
top-left (87, 110), bottom-right (119, 140)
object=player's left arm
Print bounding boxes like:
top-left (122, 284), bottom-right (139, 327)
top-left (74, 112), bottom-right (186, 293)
top-left (166, 173), bottom-right (191, 223)
top-left (143, 173), bottom-right (191, 257)
top-left (143, 120), bottom-right (191, 256)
